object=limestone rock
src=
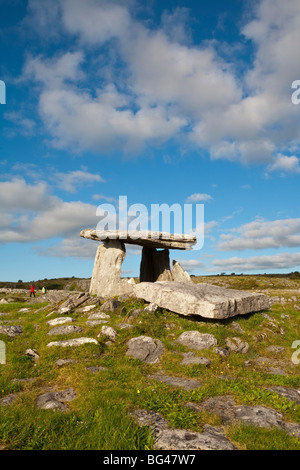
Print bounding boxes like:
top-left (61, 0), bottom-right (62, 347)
top-left (97, 325), bottom-right (117, 341)
top-left (25, 349), bottom-right (40, 360)
top-left (196, 395), bottom-right (300, 437)
top-left (55, 359), bottom-right (77, 367)
top-left (140, 247), bottom-right (172, 282)
top-left (0, 325), bottom-right (22, 337)
top-left (47, 317), bottom-right (75, 326)
top-left (126, 335), bottom-right (164, 363)
top-left (80, 229), bottom-right (196, 250)
top-left (0, 394), bottom-right (18, 407)
top-left (131, 409), bottom-right (236, 450)
top-left (47, 325), bottom-right (83, 336)
top-left (89, 241), bottom-right (134, 297)
top-left (154, 426), bottom-right (237, 450)
top-left (134, 281), bottom-right (270, 319)
top-left (88, 312), bottom-right (110, 320)
top-left (181, 352), bottom-right (211, 366)
top-left (59, 292), bottom-right (90, 314)
top-left (171, 260), bottom-right (191, 282)
top-left (36, 388), bottom-right (76, 411)
top-left (266, 386), bottom-right (300, 404)
top-left (101, 298), bottom-right (120, 311)
top-left (86, 320), bottom-right (108, 326)
top-left (176, 331), bottom-right (218, 350)
top-left (144, 302), bottom-right (159, 313)
top-left (148, 373), bottom-right (201, 390)
top-left (225, 337), bottom-right (249, 354)
top-left (47, 337), bottom-right (98, 347)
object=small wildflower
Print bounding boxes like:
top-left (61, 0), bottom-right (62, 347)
top-left (137, 389), bottom-right (140, 394)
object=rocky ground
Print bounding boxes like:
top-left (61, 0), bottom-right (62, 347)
top-left (0, 276), bottom-right (300, 450)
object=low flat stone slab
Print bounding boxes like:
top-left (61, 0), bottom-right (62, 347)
top-left (148, 373), bottom-right (201, 390)
top-left (47, 325), bottom-right (83, 336)
top-left (131, 409), bottom-right (237, 450)
top-left (134, 281), bottom-right (270, 319)
top-left (47, 337), bottom-right (98, 347)
top-left (47, 317), bottom-right (75, 327)
top-left (80, 229), bottom-right (196, 250)
top-left (36, 388), bottom-right (76, 411)
top-left (176, 331), bottom-right (218, 350)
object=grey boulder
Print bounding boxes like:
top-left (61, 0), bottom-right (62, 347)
top-left (176, 331), bottom-right (217, 350)
top-left (126, 335), bottom-right (164, 363)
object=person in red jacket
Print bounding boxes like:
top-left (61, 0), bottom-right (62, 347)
top-left (30, 284), bottom-right (35, 297)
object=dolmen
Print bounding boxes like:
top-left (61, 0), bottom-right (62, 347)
top-left (80, 229), bottom-right (270, 319)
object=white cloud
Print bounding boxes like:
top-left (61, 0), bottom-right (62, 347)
top-left (0, 178), bottom-right (99, 244)
top-left (266, 154), bottom-right (300, 174)
top-left (20, 0), bottom-right (300, 168)
top-left (211, 252), bottom-right (300, 272)
top-left (217, 217), bottom-right (300, 251)
top-left (53, 170), bottom-right (105, 193)
top-left (59, 0), bottom-right (132, 44)
top-left (186, 193), bottom-right (212, 203)
top-left (175, 258), bottom-right (205, 273)
top-left (36, 235), bottom-right (98, 259)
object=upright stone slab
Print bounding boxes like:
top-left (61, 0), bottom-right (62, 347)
top-left (133, 281), bottom-right (270, 319)
top-left (89, 240), bottom-right (134, 297)
top-left (140, 247), bottom-right (172, 282)
top-left (171, 260), bottom-right (192, 282)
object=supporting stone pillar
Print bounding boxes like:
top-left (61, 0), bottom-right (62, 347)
top-left (90, 240), bottom-right (134, 297)
top-left (140, 247), bottom-right (172, 282)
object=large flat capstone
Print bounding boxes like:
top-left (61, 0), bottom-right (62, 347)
top-left (133, 281), bottom-right (270, 319)
top-left (80, 229), bottom-right (196, 250)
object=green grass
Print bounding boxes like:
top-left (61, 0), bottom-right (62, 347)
top-left (0, 275), bottom-right (300, 450)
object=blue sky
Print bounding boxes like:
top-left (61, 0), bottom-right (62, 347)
top-left (1, 0), bottom-right (300, 282)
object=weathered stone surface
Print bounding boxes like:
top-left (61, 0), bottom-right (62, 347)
top-left (171, 260), bottom-right (192, 282)
top-left (131, 409), bottom-right (236, 450)
top-left (101, 298), bottom-right (121, 311)
top-left (176, 331), bottom-right (218, 350)
top-left (25, 349), bottom-right (40, 360)
top-left (0, 394), bottom-right (18, 407)
top-left (0, 325), bottom-right (22, 337)
top-left (47, 317), bottom-right (75, 326)
top-left (86, 320), bottom-right (108, 326)
top-left (47, 325), bottom-right (83, 336)
top-left (266, 386), bottom-right (300, 404)
top-left (144, 303), bottom-right (159, 313)
top-left (140, 247), bottom-right (172, 282)
top-left (47, 337), bottom-right (98, 347)
top-left (55, 358), bottom-right (77, 367)
top-left (225, 337), bottom-right (249, 354)
top-left (89, 240), bottom-right (134, 297)
top-left (36, 388), bottom-right (76, 411)
top-left (194, 395), bottom-right (300, 437)
top-left (88, 312), bottom-right (110, 320)
top-left (148, 373), bottom-right (201, 390)
top-left (213, 347), bottom-right (230, 357)
top-left (133, 281), bottom-right (270, 319)
top-left (181, 352), bottom-right (211, 366)
top-left (97, 325), bottom-right (117, 341)
top-left (80, 229), bottom-right (196, 250)
top-left (59, 292), bottom-right (90, 314)
top-left (126, 335), bottom-right (165, 363)
top-left (154, 426), bottom-right (237, 450)
top-left (81, 304), bottom-right (97, 313)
